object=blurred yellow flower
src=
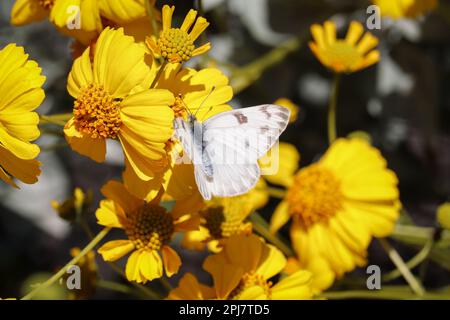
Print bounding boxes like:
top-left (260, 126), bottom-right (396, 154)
top-left (96, 180), bottom-right (199, 283)
top-left (146, 5), bottom-right (211, 63)
top-left (372, 0), bottom-right (438, 19)
top-left (0, 44), bottom-right (44, 187)
top-left (11, 0), bottom-right (52, 25)
top-left (309, 21), bottom-right (380, 73)
top-left (64, 28), bottom-right (175, 182)
top-left (169, 234), bottom-right (313, 300)
top-left (261, 142), bottom-right (300, 187)
top-left (274, 98), bottom-right (299, 123)
top-left (270, 138), bottom-right (401, 290)
top-left (182, 180), bottom-right (269, 252)
top-left (51, 187), bottom-right (93, 221)
top-left (437, 202), bottom-right (450, 230)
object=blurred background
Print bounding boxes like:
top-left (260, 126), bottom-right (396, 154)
top-left (0, 0), bottom-right (449, 298)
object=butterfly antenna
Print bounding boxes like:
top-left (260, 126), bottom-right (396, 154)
top-left (178, 94), bottom-right (193, 116)
top-left (194, 86), bottom-right (216, 118)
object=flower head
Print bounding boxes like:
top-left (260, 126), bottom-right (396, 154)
top-left (64, 27), bottom-right (175, 182)
top-left (11, 0), bottom-right (53, 25)
top-left (169, 234), bottom-right (313, 300)
top-left (96, 180), bottom-right (199, 283)
top-left (309, 21), bottom-right (380, 73)
top-left (372, 0), bottom-right (438, 19)
top-left (0, 44), bottom-right (45, 187)
top-left (270, 138), bottom-right (401, 290)
top-left (146, 5), bottom-right (211, 63)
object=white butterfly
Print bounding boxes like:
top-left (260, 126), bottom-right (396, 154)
top-left (174, 105), bottom-right (290, 200)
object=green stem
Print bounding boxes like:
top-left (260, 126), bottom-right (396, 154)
top-left (150, 60), bottom-right (167, 89)
top-left (250, 212), bottom-right (294, 257)
top-left (379, 238), bottom-right (425, 296)
top-left (39, 113), bottom-right (72, 127)
top-left (327, 73), bottom-right (341, 144)
top-left (21, 227), bottom-right (111, 300)
top-left (97, 280), bottom-right (138, 296)
top-left (382, 239), bottom-right (433, 282)
top-left (265, 186), bottom-right (286, 199)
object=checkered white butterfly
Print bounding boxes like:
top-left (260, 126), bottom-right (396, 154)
top-left (174, 104), bottom-right (290, 200)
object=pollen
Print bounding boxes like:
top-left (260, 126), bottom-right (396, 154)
top-left (202, 206), bottom-right (249, 239)
top-left (38, 0), bottom-right (54, 10)
top-left (286, 164), bottom-right (343, 228)
top-left (157, 28), bottom-right (195, 63)
top-left (171, 96), bottom-right (188, 118)
top-left (124, 204), bottom-right (175, 251)
top-left (73, 84), bottom-right (122, 139)
top-left (229, 273), bottom-right (272, 299)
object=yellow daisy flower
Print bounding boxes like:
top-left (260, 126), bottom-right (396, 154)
top-left (146, 5), bottom-right (211, 63)
top-left (122, 63), bottom-right (233, 201)
top-left (309, 21), bottom-right (380, 73)
top-left (372, 0), bottom-right (438, 19)
top-left (270, 138), bottom-right (401, 290)
top-left (96, 180), bottom-right (199, 283)
top-left (169, 234), bottom-right (313, 300)
top-left (182, 180), bottom-right (269, 252)
top-left (0, 44), bottom-right (45, 187)
top-left (64, 27), bottom-right (175, 182)
top-left (437, 202), bottom-right (450, 230)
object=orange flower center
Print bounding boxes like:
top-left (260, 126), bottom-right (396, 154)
top-left (73, 84), bottom-right (122, 139)
top-left (324, 41), bottom-right (360, 70)
top-left (124, 204), bottom-right (174, 251)
top-left (38, 0), bottom-right (54, 10)
top-left (158, 28), bottom-right (195, 63)
top-left (229, 273), bottom-right (272, 299)
top-left (202, 206), bottom-right (251, 239)
top-left (286, 164), bottom-right (343, 227)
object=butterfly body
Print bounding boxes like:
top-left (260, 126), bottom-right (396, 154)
top-left (174, 105), bottom-right (290, 200)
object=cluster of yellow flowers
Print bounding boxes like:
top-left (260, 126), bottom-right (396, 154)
top-left (0, 0), bottom-right (442, 300)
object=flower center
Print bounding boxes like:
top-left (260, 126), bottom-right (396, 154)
top-left (229, 273), bottom-right (272, 299)
top-left (38, 0), bottom-right (54, 10)
top-left (73, 84), bottom-right (122, 139)
top-left (202, 206), bottom-right (249, 239)
top-left (157, 28), bottom-right (195, 63)
top-left (324, 41), bottom-right (360, 70)
top-left (286, 164), bottom-right (343, 227)
top-left (124, 204), bottom-right (174, 251)
top-left (171, 96), bottom-right (188, 118)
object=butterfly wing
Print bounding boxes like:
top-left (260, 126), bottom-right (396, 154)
top-left (173, 117), bottom-right (193, 160)
top-left (194, 104), bottom-right (290, 199)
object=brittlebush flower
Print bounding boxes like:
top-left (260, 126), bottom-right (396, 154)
top-left (51, 187), bottom-right (93, 221)
top-left (270, 138), bottom-right (401, 291)
top-left (123, 63), bottom-right (233, 202)
top-left (372, 0), bottom-right (438, 19)
top-left (146, 5), bottom-right (210, 63)
top-left (0, 44), bottom-right (44, 187)
top-left (309, 21), bottom-right (380, 73)
top-left (96, 180), bottom-right (199, 283)
top-left (169, 234), bottom-right (313, 300)
top-left (437, 203), bottom-right (450, 230)
top-left (182, 180), bottom-right (269, 252)
top-left (64, 27), bottom-right (175, 182)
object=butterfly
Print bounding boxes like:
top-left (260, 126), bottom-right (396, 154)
top-left (174, 105), bottom-right (290, 200)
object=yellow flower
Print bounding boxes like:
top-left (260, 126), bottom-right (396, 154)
top-left (0, 44), bottom-right (44, 187)
top-left (123, 64), bottom-right (233, 201)
top-left (261, 142), bottom-right (300, 187)
top-left (51, 187), bottom-right (93, 221)
top-left (437, 203), bottom-right (450, 230)
top-left (64, 27), bottom-right (175, 182)
top-left (169, 234), bottom-right (313, 300)
top-left (146, 5), bottom-right (211, 63)
top-left (96, 180), bottom-right (199, 283)
top-left (372, 0), bottom-right (438, 19)
top-left (274, 98), bottom-right (299, 123)
top-left (270, 138), bottom-right (401, 291)
top-left (309, 21), bottom-right (380, 73)
top-left (182, 180), bottom-right (269, 252)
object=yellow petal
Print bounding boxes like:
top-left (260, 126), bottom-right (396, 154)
top-left (139, 250), bottom-right (163, 282)
top-left (271, 270), bottom-right (313, 299)
top-left (11, 0), bottom-right (48, 25)
top-left (64, 118), bottom-right (106, 162)
top-left (345, 21), bottom-right (364, 46)
top-left (310, 24), bottom-right (325, 49)
top-left (169, 273), bottom-right (213, 300)
top-left (256, 244), bottom-right (286, 280)
top-left (100, 180), bottom-right (142, 214)
top-left (0, 146), bottom-right (40, 185)
top-left (180, 9), bottom-right (198, 32)
top-left (162, 5), bottom-right (175, 31)
top-left (189, 17), bottom-right (209, 41)
top-left (324, 21), bottom-right (336, 46)
top-left (270, 201), bottom-right (291, 234)
top-left (225, 234), bottom-right (263, 273)
top-left (98, 240), bottom-right (134, 261)
top-left (238, 286), bottom-right (267, 300)
top-left (67, 48), bottom-right (93, 98)
top-left (95, 199), bottom-right (124, 228)
top-left (161, 245), bottom-right (182, 277)
top-left (0, 127), bottom-right (39, 160)
top-left (126, 250), bottom-right (145, 283)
